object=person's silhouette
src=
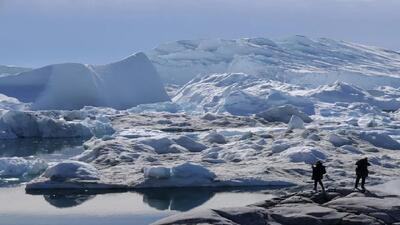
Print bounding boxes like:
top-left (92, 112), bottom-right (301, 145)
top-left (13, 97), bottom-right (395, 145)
top-left (312, 161), bottom-right (326, 192)
top-left (355, 157), bottom-right (371, 192)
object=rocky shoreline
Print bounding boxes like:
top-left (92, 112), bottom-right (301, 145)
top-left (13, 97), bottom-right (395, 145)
top-left (152, 188), bottom-right (400, 225)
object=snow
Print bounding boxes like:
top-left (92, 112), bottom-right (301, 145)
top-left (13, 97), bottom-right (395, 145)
top-left (43, 160), bottom-right (100, 181)
top-left (0, 52), bottom-right (170, 110)
top-left (0, 157), bottom-right (47, 177)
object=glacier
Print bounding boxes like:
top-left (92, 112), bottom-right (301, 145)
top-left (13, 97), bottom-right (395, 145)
top-left (148, 36), bottom-right (400, 89)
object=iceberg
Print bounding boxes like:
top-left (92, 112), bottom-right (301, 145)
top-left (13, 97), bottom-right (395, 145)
top-left (0, 157), bottom-right (47, 177)
top-left (0, 53), bottom-right (170, 110)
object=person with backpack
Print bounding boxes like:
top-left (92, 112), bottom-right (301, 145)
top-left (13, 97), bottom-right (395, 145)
top-left (312, 160), bottom-right (326, 192)
top-left (355, 157), bottom-right (371, 192)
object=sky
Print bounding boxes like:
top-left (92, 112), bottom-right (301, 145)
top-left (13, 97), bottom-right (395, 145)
top-left (0, 0), bottom-right (399, 68)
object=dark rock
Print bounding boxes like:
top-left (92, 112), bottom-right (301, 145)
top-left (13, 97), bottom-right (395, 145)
top-left (213, 207), bottom-right (269, 225)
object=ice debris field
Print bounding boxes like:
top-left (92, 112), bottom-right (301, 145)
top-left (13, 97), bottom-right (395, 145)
top-left (0, 36), bottom-right (399, 194)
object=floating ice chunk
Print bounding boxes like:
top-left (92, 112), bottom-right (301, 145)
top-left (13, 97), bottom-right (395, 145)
top-left (256, 105), bottom-right (312, 124)
top-left (171, 163), bottom-right (216, 180)
top-left (139, 163), bottom-right (216, 188)
top-left (173, 135), bottom-right (207, 152)
top-left (1, 111), bottom-right (40, 137)
top-left (328, 134), bottom-right (353, 147)
top-left (358, 131), bottom-right (400, 150)
top-left (43, 160), bottom-right (100, 181)
top-left (0, 110), bottom-right (96, 139)
top-left (204, 132), bottom-right (227, 144)
top-left (144, 166), bottom-right (171, 179)
top-left (0, 157), bottom-right (47, 177)
top-left (280, 147), bottom-right (327, 164)
top-left (287, 115), bottom-right (305, 130)
top-left (37, 117), bottom-right (92, 138)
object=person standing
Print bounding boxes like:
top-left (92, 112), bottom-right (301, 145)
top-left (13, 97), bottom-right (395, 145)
top-left (355, 157), bottom-right (371, 192)
top-left (312, 161), bottom-right (326, 192)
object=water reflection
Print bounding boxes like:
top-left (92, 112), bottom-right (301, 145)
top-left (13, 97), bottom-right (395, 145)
top-left (29, 187), bottom-right (271, 212)
top-left (44, 194), bottom-right (96, 208)
top-left (139, 188), bottom-right (215, 211)
top-left (0, 138), bottom-right (86, 157)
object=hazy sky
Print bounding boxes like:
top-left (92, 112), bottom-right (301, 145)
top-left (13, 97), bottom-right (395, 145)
top-left (1, 0), bottom-right (399, 67)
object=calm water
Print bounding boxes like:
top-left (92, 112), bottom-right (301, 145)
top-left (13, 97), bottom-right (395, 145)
top-left (0, 138), bottom-right (276, 225)
top-left (0, 186), bottom-right (274, 225)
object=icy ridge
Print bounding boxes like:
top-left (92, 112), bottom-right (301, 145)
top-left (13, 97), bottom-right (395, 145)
top-left (148, 36), bottom-right (400, 88)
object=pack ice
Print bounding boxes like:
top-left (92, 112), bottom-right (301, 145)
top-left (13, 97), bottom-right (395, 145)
top-left (0, 36), bottom-right (396, 196)
top-left (0, 53), bottom-right (169, 110)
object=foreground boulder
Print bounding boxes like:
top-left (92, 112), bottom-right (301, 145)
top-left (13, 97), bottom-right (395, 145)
top-left (152, 188), bottom-right (400, 225)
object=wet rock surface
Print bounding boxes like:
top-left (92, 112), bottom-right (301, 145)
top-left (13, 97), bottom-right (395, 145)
top-left (152, 188), bottom-right (400, 225)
